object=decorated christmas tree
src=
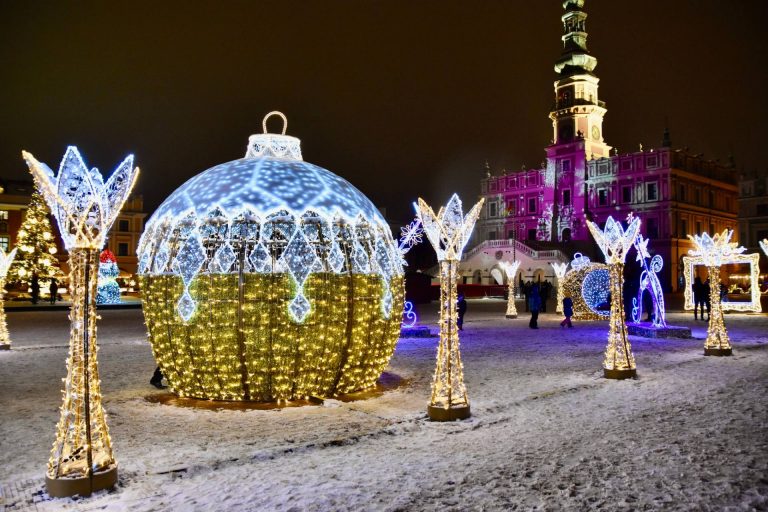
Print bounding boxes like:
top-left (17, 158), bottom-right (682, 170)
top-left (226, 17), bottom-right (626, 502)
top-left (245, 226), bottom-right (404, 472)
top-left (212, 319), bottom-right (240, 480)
top-left (97, 249), bottom-right (121, 304)
top-left (8, 190), bottom-right (60, 283)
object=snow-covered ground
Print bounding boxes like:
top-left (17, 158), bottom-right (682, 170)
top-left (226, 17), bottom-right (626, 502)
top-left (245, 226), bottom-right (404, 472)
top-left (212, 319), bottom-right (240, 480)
top-left (1, 300), bottom-right (766, 511)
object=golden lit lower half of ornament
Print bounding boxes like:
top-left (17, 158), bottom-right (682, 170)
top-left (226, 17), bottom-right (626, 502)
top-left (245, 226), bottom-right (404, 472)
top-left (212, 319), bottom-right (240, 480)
top-left (140, 273), bottom-right (404, 401)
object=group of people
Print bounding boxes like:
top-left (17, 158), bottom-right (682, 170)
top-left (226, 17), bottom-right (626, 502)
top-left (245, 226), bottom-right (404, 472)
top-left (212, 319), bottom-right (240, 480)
top-left (525, 283), bottom-right (573, 329)
top-left (692, 276), bottom-right (711, 321)
top-left (522, 280), bottom-right (553, 313)
top-left (29, 273), bottom-right (59, 305)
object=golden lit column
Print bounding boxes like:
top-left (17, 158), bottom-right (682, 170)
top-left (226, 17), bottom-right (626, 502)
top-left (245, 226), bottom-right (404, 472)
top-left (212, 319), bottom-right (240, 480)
top-left (24, 147), bottom-right (139, 498)
top-left (499, 260), bottom-right (520, 318)
top-left (587, 216), bottom-right (641, 379)
top-left (416, 194), bottom-right (483, 421)
top-left (0, 247), bottom-right (18, 350)
top-left (688, 230), bottom-right (747, 357)
top-left (551, 262), bottom-right (568, 314)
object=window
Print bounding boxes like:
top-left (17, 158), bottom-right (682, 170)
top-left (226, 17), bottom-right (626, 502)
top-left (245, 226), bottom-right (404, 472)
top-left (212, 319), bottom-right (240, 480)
top-left (679, 184), bottom-right (685, 201)
top-left (597, 188), bottom-right (608, 206)
top-left (757, 204), bottom-right (768, 216)
top-left (680, 219), bottom-right (688, 238)
top-left (0, 236), bottom-right (8, 252)
top-left (507, 230), bottom-right (515, 239)
top-left (528, 197), bottom-right (536, 213)
top-left (709, 223), bottom-right (714, 235)
top-left (646, 182), bottom-right (658, 201)
top-left (646, 218), bottom-right (659, 239)
top-left (621, 160), bottom-right (632, 171)
top-left (118, 243), bottom-right (129, 257)
top-left (489, 203), bottom-right (498, 218)
top-left (562, 190), bottom-right (571, 206)
top-left (646, 155), bottom-right (658, 168)
top-left (622, 186), bottom-right (632, 204)
top-left (118, 219), bottom-right (130, 232)
top-left (528, 229), bottom-right (537, 241)
top-left (488, 231), bottom-right (497, 240)
top-left (0, 211), bottom-right (8, 220)
top-left (695, 189), bottom-right (700, 205)
top-left (696, 221), bottom-right (702, 235)
top-left (709, 191), bottom-right (714, 208)
top-left (561, 159), bottom-right (571, 173)
top-left (506, 200), bottom-right (516, 216)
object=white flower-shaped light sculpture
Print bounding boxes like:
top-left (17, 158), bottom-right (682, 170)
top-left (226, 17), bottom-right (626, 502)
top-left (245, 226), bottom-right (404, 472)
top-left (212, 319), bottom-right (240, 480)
top-left (23, 147), bottom-right (138, 498)
top-left (586, 215), bottom-right (641, 379)
top-left (0, 247), bottom-right (18, 350)
top-left (551, 262), bottom-right (569, 314)
top-left (688, 229), bottom-right (746, 356)
top-left (416, 194), bottom-right (483, 421)
top-left (499, 260), bottom-right (521, 318)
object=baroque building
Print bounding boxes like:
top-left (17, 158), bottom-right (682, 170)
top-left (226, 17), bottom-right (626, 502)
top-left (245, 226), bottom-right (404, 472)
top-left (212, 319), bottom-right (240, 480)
top-left (471, 0), bottom-right (738, 291)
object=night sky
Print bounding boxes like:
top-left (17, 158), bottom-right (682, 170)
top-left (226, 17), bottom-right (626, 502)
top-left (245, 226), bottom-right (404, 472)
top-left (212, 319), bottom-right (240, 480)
top-left (1, 1), bottom-right (766, 223)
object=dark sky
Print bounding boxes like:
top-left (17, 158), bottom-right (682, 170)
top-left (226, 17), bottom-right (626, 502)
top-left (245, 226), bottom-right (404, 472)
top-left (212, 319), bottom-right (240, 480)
top-left (1, 1), bottom-right (766, 223)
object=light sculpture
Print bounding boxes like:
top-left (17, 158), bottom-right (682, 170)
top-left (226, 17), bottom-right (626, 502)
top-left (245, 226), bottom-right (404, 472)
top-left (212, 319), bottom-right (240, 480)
top-left (587, 215), bottom-right (641, 379)
top-left (23, 147), bottom-right (138, 498)
top-left (402, 301), bottom-right (418, 328)
top-left (760, 239), bottom-right (768, 257)
top-left (627, 214), bottom-right (666, 327)
top-left (562, 253), bottom-right (609, 320)
top-left (551, 262), bottom-right (568, 314)
top-left (683, 253), bottom-right (761, 313)
top-left (687, 229), bottom-right (746, 356)
top-left (96, 250), bottom-right (121, 305)
top-left (0, 247), bottom-right (18, 350)
top-left (137, 113), bottom-right (405, 401)
top-left (498, 260), bottom-right (521, 318)
top-left (415, 194), bottom-right (483, 421)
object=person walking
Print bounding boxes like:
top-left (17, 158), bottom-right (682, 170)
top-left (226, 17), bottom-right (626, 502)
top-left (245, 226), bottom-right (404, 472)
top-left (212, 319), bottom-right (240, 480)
top-left (49, 278), bottom-right (58, 305)
top-left (560, 295), bottom-right (573, 328)
top-left (693, 276), bottom-right (704, 321)
top-left (528, 284), bottom-right (541, 329)
top-left (456, 294), bottom-right (467, 331)
top-left (30, 273), bottom-right (40, 305)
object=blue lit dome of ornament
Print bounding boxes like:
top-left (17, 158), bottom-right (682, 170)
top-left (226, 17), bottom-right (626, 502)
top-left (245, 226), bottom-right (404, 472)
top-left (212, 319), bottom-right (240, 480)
top-left (138, 112), bottom-right (405, 402)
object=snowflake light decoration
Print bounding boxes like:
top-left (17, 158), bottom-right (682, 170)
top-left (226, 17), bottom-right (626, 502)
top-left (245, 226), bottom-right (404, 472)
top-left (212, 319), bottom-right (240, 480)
top-left (137, 113), bottom-right (404, 402)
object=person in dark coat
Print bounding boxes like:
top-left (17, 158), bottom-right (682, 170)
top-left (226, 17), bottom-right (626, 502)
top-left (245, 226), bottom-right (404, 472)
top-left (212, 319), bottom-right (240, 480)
top-left (540, 281), bottom-right (550, 313)
top-left (528, 284), bottom-right (541, 329)
top-left (30, 273), bottom-right (40, 305)
top-left (49, 278), bottom-right (58, 305)
top-left (702, 278), bottom-right (711, 321)
top-left (150, 367), bottom-right (165, 389)
top-left (692, 276), bottom-right (704, 320)
top-left (456, 294), bottom-right (467, 331)
top-left (523, 281), bottom-right (531, 312)
top-left (560, 295), bottom-right (574, 328)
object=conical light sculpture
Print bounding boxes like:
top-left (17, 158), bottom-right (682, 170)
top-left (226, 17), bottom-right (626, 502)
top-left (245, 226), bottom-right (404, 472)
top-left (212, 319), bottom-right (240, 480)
top-left (551, 262), bottom-right (569, 314)
top-left (688, 230), bottom-right (745, 356)
top-left (0, 247), bottom-right (18, 350)
top-left (499, 260), bottom-right (521, 318)
top-left (586, 215), bottom-right (641, 379)
top-left (415, 194), bottom-right (483, 421)
top-left (23, 147), bottom-right (139, 498)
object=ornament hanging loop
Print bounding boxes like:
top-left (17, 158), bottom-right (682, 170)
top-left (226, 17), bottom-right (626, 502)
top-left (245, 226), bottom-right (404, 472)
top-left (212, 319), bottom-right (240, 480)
top-left (263, 111), bottom-right (288, 135)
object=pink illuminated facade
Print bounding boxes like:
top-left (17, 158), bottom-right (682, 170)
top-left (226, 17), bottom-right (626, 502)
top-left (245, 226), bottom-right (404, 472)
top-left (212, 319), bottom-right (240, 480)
top-left (475, 0), bottom-right (738, 290)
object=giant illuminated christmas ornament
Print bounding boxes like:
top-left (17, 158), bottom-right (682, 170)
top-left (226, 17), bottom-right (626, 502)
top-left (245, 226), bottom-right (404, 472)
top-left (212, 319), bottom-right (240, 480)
top-left (587, 215), bottom-right (641, 379)
top-left (137, 112), bottom-right (404, 401)
top-left (23, 147), bottom-right (138, 498)
top-left (0, 247), bottom-right (18, 350)
top-left (498, 260), bottom-right (521, 318)
top-left (96, 250), bottom-right (121, 305)
top-left (688, 230), bottom-right (746, 356)
top-left (561, 253), bottom-right (609, 321)
top-left (416, 194), bottom-right (483, 421)
top-left (627, 214), bottom-right (667, 327)
top-left (551, 262), bottom-right (568, 314)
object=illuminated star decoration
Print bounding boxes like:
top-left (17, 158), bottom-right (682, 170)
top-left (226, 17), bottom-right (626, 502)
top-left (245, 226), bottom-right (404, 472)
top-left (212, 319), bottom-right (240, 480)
top-left (499, 260), bottom-right (521, 318)
top-left (586, 215), bottom-right (641, 379)
top-left (688, 229), bottom-right (746, 356)
top-left (0, 247), bottom-right (18, 347)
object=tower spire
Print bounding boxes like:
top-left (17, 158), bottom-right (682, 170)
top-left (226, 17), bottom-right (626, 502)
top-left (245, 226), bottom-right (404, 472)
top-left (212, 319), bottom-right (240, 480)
top-left (554, 0), bottom-right (597, 77)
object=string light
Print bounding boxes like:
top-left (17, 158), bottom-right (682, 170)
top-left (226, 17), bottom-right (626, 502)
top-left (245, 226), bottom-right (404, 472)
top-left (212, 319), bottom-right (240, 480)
top-left (402, 301), bottom-right (418, 328)
top-left (626, 213), bottom-right (667, 327)
top-left (416, 194), bottom-right (483, 421)
top-left (96, 250), bottom-right (121, 304)
top-left (0, 247), bottom-right (18, 350)
top-left (587, 215), bottom-right (641, 379)
top-left (551, 262), bottom-right (568, 314)
top-left (683, 253), bottom-right (761, 313)
top-left (687, 230), bottom-right (748, 356)
top-left (23, 146), bottom-right (139, 497)
top-left (561, 253), bottom-right (610, 321)
top-left (498, 260), bottom-right (521, 318)
top-left (137, 113), bottom-right (405, 401)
